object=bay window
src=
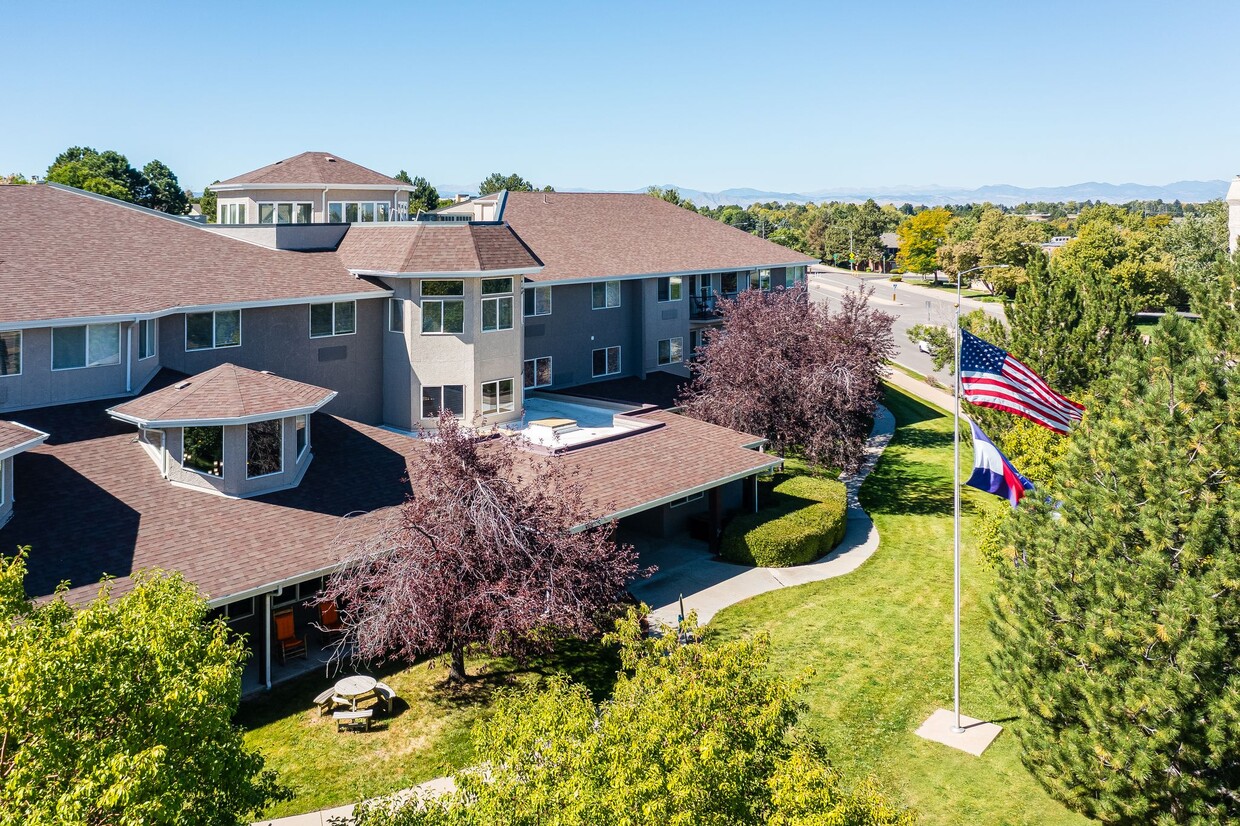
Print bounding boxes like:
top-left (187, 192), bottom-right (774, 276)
top-left (183, 426), bottom-right (223, 477)
top-left (421, 281), bottom-right (465, 334)
top-left (246, 419), bottom-right (283, 479)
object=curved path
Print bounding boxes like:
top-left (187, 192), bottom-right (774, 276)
top-left (629, 403), bottom-right (895, 628)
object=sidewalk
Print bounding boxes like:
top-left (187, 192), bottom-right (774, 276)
top-left (253, 775), bottom-right (456, 826)
top-left (884, 365), bottom-right (957, 413)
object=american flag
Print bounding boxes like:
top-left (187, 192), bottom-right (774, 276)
top-left (959, 330), bottom-right (1085, 434)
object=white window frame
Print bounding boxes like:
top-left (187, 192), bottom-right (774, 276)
top-left (523, 356), bottom-right (552, 389)
top-left (181, 425), bottom-right (224, 478)
top-left (592, 345), bottom-right (621, 378)
top-left (295, 414), bottom-right (309, 460)
top-left (388, 298), bottom-right (405, 333)
top-left (257, 201), bottom-right (313, 225)
top-left (328, 201), bottom-right (390, 223)
top-left (185, 310), bottom-right (242, 351)
top-left (138, 319), bottom-right (157, 360)
top-left (0, 330), bottom-right (22, 377)
top-left (657, 337), bottom-right (683, 366)
top-left (480, 378), bottom-right (516, 415)
top-left (220, 203), bottom-right (246, 224)
top-left (591, 280), bottom-right (621, 310)
top-left (657, 276), bottom-right (683, 303)
top-left (523, 285), bottom-right (552, 317)
top-left (309, 300), bottom-right (356, 339)
top-left (245, 418), bottom-right (284, 480)
top-left (421, 299), bottom-right (465, 335)
top-left (481, 278), bottom-right (514, 333)
top-left (51, 323), bottom-right (121, 371)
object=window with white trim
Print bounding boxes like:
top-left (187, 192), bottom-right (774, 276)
top-left (481, 278), bottom-right (513, 332)
top-left (258, 202), bottom-right (313, 224)
top-left (523, 356), bottom-right (552, 389)
top-left (0, 331), bottom-right (21, 376)
top-left (219, 203), bottom-right (246, 224)
top-left (421, 281), bottom-right (465, 335)
top-left (310, 301), bottom-right (356, 338)
top-left (295, 414), bottom-right (308, 458)
top-left (657, 337), bottom-right (683, 366)
top-left (480, 379), bottom-right (515, 415)
top-left (246, 419), bottom-right (283, 479)
top-left (591, 280), bottom-right (621, 309)
top-left (592, 346), bottom-right (621, 377)
top-left (185, 310), bottom-right (241, 351)
top-left (388, 298), bottom-right (405, 333)
top-left (328, 201), bottom-right (390, 223)
top-left (138, 319), bottom-right (157, 360)
top-left (421, 385), bottom-right (465, 419)
top-left (52, 324), bottom-right (121, 370)
top-left (523, 285), bottom-right (551, 317)
top-left (657, 276), bottom-right (683, 302)
top-left (183, 425), bottom-right (223, 477)
top-left (750, 269), bottom-right (772, 291)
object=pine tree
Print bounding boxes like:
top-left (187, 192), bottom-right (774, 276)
top-left (990, 300), bottom-right (1240, 823)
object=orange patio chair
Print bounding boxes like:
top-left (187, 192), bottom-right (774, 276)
top-left (273, 607), bottom-right (307, 663)
top-left (317, 601), bottom-right (344, 644)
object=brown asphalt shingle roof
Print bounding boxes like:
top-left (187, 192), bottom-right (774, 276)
top-left (0, 421), bottom-right (48, 457)
top-left (7, 377), bottom-right (776, 606)
top-left (108, 364), bottom-right (336, 425)
top-left (0, 185), bottom-right (388, 326)
top-left (336, 224), bottom-right (542, 274)
top-left (215, 152), bottom-right (409, 188)
top-left (499, 192), bottom-right (818, 283)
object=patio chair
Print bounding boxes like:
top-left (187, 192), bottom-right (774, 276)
top-left (273, 608), bottom-right (307, 664)
top-left (317, 601), bottom-right (343, 644)
top-left (373, 681), bottom-right (397, 714)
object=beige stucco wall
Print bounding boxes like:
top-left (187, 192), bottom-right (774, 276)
top-left (162, 416), bottom-right (311, 497)
top-left (216, 187), bottom-right (407, 224)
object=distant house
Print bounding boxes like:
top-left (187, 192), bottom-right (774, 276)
top-left (1040, 236), bottom-right (1074, 255)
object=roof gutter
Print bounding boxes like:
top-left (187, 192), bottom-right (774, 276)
top-left (525, 261), bottom-right (815, 288)
top-left (0, 426), bottom-right (51, 462)
top-left (107, 393), bottom-right (338, 429)
top-left (347, 266), bottom-right (544, 279)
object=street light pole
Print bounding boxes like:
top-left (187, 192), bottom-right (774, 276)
top-left (950, 263), bottom-right (1009, 734)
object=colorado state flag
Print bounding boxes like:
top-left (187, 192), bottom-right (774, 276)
top-left (966, 421), bottom-right (1033, 507)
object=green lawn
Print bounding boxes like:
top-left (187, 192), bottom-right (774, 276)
top-left (239, 640), bottom-right (618, 819)
top-left (709, 385), bottom-right (1091, 826)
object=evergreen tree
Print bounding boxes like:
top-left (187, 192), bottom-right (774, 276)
top-left (990, 301), bottom-right (1240, 823)
top-left (141, 159), bottom-right (190, 215)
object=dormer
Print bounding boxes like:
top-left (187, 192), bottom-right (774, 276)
top-left (0, 421), bottom-right (50, 528)
top-left (106, 365), bottom-right (336, 498)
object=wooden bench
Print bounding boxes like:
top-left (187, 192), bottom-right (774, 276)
top-left (334, 709), bottom-right (373, 733)
top-left (373, 681), bottom-right (397, 714)
top-left (314, 687), bottom-right (348, 716)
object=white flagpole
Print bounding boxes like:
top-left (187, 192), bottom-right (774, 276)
top-left (953, 271), bottom-right (964, 734)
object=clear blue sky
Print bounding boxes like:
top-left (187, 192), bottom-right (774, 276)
top-left (3, 1), bottom-right (1236, 193)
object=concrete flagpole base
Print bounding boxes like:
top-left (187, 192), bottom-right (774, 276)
top-left (915, 709), bottom-right (1003, 756)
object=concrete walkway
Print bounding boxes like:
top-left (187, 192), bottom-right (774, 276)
top-left (629, 403), bottom-right (895, 628)
top-left (885, 365), bottom-right (957, 413)
top-left (254, 776), bottom-right (456, 826)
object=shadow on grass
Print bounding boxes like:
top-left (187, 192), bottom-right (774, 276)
top-left (882, 386), bottom-right (946, 426)
top-left (861, 451), bottom-right (955, 517)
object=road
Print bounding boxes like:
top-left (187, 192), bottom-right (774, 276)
top-left (806, 267), bottom-right (1006, 386)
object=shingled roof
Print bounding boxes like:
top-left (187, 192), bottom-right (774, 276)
top-left (108, 364), bottom-right (337, 427)
top-left (498, 192), bottom-right (818, 283)
top-left (0, 420), bottom-right (49, 460)
top-left (214, 152), bottom-right (410, 188)
top-left (0, 185), bottom-right (387, 326)
top-left (336, 223), bottom-right (543, 275)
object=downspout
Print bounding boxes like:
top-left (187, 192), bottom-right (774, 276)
top-left (322, 187), bottom-right (329, 223)
top-left (264, 590), bottom-right (277, 690)
top-left (125, 322), bottom-right (135, 393)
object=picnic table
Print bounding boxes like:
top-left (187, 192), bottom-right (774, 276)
top-left (334, 675), bottom-right (377, 710)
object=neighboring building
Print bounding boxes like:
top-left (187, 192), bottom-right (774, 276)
top-left (1040, 236), bottom-right (1073, 254)
top-left (1227, 174), bottom-right (1240, 254)
top-left (0, 157), bottom-right (814, 690)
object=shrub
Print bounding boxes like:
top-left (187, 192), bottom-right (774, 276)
top-left (888, 275), bottom-right (903, 282)
top-left (720, 473), bottom-right (848, 567)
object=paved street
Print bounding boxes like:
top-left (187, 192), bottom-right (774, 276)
top-left (807, 266), bottom-right (1005, 386)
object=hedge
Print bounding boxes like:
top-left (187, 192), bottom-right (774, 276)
top-left (720, 473), bottom-right (848, 567)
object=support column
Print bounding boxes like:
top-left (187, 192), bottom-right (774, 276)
top-left (708, 486), bottom-right (723, 555)
top-left (262, 592), bottom-right (273, 690)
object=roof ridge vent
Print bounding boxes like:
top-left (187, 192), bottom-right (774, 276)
top-left (325, 156), bottom-right (336, 162)
top-left (174, 381), bottom-right (192, 390)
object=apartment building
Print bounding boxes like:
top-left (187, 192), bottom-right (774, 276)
top-left (0, 153), bottom-right (815, 688)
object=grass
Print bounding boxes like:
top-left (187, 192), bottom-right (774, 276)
top-left (709, 385), bottom-right (1091, 826)
top-left (239, 640), bottom-right (619, 818)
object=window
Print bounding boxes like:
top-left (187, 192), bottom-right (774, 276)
top-left (721, 272), bottom-right (739, 295)
top-left (480, 379), bottom-right (515, 415)
top-left (185, 310), bottom-right (241, 351)
top-left (310, 301), bottom-right (356, 338)
top-left (592, 346), bottom-right (621, 377)
top-left (750, 269), bottom-right (772, 291)
top-left (0, 331), bottom-right (20, 376)
top-left (657, 276), bottom-right (683, 302)
top-left (138, 319), bottom-right (156, 360)
top-left (523, 285), bottom-right (551, 317)
top-left (257, 202), bottom-right (312, 224)
top-left (295, 414), bottom-right (308, 458)
top-left (689, 328), bottom-right (705, 361)
top-left (388, 298), bottom-right (405, 333)
top-left (657, 337), bottom-right (683, 366)
top-left (523, 356), bottom-right (552, 389)
top-left (481, 278), bottom-right (513, 332)
top-left (421, 385), bottom-right (465, 419)
top-left (223, 597), bottom-right (255, 622)
top-left (183, 426), bottom-right (223, 477)
top-left (591, 280), bottom-right (621, 309)
top-left (785, 267), bottom-right (802, 288)
top-left (670, 491), bottom-right (704, 508)
top-left (246, 419), bottom-right (283, 479)
top-left (328, 201), bottom-right (390, 223)
top-left (52, 324), bottom-right (120, 370)
top-left (421, 280), bottom-right (465, 334)
top-left (273, 578), bottom-right (323, 609)
top-left (219, 203), bottom-right (246, 224)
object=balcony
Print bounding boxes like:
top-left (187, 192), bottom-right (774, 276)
top-left (690, 293), bottom-right (732, 321)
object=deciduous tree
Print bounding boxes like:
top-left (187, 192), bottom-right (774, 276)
top-left (320, 413), bottom-right (641, 682)
top-left (679, 285), bottom-right (894, 472)
top-left (46, 146), bottom-right (147, 203)
top-left (0, 551), bottom-right (286, 825)
top-left (479, 172), bottom-right (544, 195)
top-left (351, 609), bottom-right (913, 826)
top-left (895, 206), bottom-right (952, 280)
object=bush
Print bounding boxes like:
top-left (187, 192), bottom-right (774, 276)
top-left (720, 473), bottom-right (848, 567)
top-left (887, 275), bottom-right (903, 282)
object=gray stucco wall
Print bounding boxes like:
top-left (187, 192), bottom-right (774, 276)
top-left (159, 301), bottom-right (385, 424)
top-left (0, 322), bottom-right (145, 413)
top-left (637, 278), bottom-right (692, 376)
top-left (521, 281), bottom-right (644, 390)
top-left (0, 456), bottom-right (13, 527)
top-left (163, 416), bottom-right (311, 497)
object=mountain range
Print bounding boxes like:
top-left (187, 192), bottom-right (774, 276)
top-left (436, 180), bottom-right (1231, 208)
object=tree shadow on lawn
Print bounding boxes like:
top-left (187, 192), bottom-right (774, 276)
top-left (861, 449), bottom-right (954, 517)
top-left (881, 385), bottom-right (946, 427)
